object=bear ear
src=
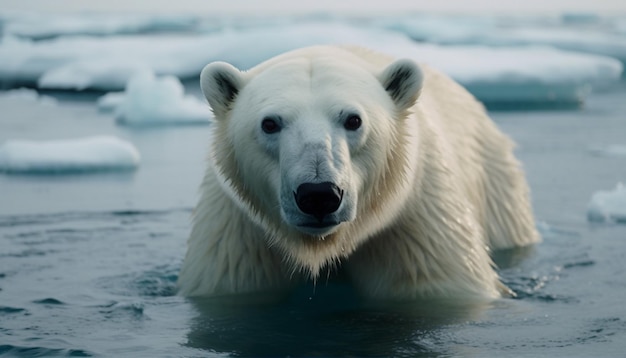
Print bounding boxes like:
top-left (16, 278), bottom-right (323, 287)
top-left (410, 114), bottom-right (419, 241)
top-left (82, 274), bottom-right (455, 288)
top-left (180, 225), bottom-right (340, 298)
top-left (200, 61), bottom-right (244, 118)
top-left (379, 59), bottom-right (423, 111)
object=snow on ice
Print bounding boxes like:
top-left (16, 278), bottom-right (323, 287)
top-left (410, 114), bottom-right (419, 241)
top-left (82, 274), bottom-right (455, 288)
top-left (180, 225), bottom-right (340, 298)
top-left (0, 23), bottom-right (622, 104)
top-left (98, 71), bottom-right (211, 126)
top-left (0, 136), bottom-right (141, 174)
top-left (382, 44), bottom-right (621, 104)
top-left (588, 183), bottom-right (626, 223)
top-left (377, 14), bottom-right (626, 65)
top-left (0, 87), bottom-right (57, 106)
top-left (2, 12), bottom-right (199, 40)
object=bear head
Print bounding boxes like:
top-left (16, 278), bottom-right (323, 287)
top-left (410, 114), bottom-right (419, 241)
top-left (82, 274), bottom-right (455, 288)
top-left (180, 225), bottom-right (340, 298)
top-left (200, 46), bottom-right (423, 277)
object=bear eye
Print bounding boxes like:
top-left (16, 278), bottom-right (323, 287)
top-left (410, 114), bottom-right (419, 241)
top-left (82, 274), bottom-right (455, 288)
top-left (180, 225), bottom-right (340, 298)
top-left (261, 117), bottom-right (281, 134)
top-left (343, 114), bottom-right (362, 131)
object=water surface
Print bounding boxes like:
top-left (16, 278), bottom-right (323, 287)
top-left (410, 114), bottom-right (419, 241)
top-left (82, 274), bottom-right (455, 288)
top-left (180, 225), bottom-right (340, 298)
top-left (1, 84), bottom-right (626, 357)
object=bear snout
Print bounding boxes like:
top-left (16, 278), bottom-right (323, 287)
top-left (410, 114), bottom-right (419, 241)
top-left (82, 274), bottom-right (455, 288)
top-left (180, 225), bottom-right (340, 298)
top-left (294, 182), bottom-right (343, 223)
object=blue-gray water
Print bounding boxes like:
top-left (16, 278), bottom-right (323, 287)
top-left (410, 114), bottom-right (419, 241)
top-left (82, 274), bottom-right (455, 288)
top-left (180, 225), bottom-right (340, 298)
top-left (2, 74), bottom-right (626, 357)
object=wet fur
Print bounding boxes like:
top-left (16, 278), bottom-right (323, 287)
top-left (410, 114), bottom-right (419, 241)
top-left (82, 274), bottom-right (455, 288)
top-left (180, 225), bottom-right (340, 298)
top-left (178, 46), bottom-right (539, 300)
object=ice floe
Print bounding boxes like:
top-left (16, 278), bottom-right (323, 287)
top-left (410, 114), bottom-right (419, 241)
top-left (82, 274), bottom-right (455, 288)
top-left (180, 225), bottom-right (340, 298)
top-left (587, 183), bottom-right (626, 223)
top-left (377, 14), bottom-right (626, 65)
top-left (0, 136), bottom-right (140, 174)
top-left (98, 71), bottom-right (211, 126)
top-left (2, 12), bottom-right (199, 40)
top-left (0, 34), bottom-right (205, 90)
top-left (384, 44), bottom-right (621, 104)
top-left (0, 88), bottom-right (57, 105)
top-left (0, 23), bottom-right (622, 104)
top-left (488, 28), bottom-right (626, 66)
top-left (97, 91), bottom-right (125, 112)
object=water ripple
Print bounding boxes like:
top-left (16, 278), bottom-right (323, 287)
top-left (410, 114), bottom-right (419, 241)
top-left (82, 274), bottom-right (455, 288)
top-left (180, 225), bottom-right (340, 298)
top-left (32, 298), bottom-right (66, 305)
top-left (0, 306), bottom-right (27, 314)
top-left (0, 345), bottom-right (93, 357)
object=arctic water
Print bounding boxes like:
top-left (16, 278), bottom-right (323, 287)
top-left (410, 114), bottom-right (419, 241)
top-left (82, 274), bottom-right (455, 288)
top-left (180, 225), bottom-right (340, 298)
top-left (2, 12), bottom-right (626, 358)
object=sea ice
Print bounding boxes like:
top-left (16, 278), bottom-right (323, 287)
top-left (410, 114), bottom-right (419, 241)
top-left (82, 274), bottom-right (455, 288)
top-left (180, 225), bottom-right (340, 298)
top-left (587, 183), bottom-right (626, 223)
top-left (0, 88), bottom-right (57, 105)
top-left (378, 14), bottom-right (626, 66)
top-left (39, 59), bottom-right (151, 91)
top-left (0, 136), bottom-right (141, 174)
top-left (97, 91), bottom-right (125, 112)
top-left (103, 71), bottom-right (212, 126)
top-left (2, 12), bottom-right (199, 40)
top-left (0, 34), bottom-right (206, 90)
top-left (400, 45), bottom-right (623, 104)
top-left (0, 23), bottom-right (622, 104)
top-left (484, 29), bottom-right (626, 67)
top-left (376, 14), bottom-right (498, 44)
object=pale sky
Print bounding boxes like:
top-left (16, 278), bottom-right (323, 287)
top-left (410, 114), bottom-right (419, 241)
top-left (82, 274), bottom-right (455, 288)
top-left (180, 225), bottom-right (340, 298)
top-left (1, 0), bottom-right (626, 15)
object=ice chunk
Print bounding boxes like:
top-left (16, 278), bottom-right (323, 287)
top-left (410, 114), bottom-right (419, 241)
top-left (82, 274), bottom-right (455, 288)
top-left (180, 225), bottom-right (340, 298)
top-left (3, 12), bottom-right (198, 40)
top-left (0, 35), bottom-right (204, 90)
top-left (376, 14), bottom-right (498, 44)
top-left (587, 183), bottom-right (626, 223)
top-left (0, 88), bottom-right (57, 105)
top-left (0, 136), bottom-right (140, 174)
top-left (487, 28), bottom-right (626, 66)
top-left (104, 71), bottom-right (211, 126)
top-left (393, 45), bottom-right (622, 104)
top-left (380, 14), bottom-right (626, 65)
top-left (39, 59), bottom-right (149, 91)
top-left (96, 91), bottom-right (125, 112)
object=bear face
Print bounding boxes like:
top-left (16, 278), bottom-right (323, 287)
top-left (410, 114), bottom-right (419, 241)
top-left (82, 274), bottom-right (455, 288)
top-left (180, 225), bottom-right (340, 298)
top-left (200, 47), bottom-right (423, 275)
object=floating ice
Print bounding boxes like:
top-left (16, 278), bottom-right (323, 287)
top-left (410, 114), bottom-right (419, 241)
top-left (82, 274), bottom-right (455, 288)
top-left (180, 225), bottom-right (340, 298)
top-left (102, 71), bottom-right (211, 127)
top-left (0, 34), bottom-right (204, 90)
top-left (587, 183), bottom-right (626, 223)
top-left (2, 12), bottom-right (199, 40)
top-left (484, 29), bottom-right (626, 67)
top-left (379, 14), bottom-right (626, 65)
top-left (0, 88), bottom-right (57, 105)
top-left (376, 14), bottom-right (498, 44)
top-left (0, 136), bottom-right (140, 174)
top-left (398, 45), bottom-right (622, 104)
top-left (97, 91), bottom-right (125, 112)
top-left (0, 23), bottom-right (622, 104)
top-left (39, 59), bottom-right (151, 91)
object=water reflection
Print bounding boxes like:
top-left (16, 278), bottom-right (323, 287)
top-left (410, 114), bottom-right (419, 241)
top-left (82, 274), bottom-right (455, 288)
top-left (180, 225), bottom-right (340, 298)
top-left (185, 283), bottom-right (492, 357)
top-left (492, 245), bottom-right (537, 270)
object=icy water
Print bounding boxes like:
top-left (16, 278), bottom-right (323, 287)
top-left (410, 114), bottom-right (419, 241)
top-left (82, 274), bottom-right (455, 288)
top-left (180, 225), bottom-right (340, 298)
top-left (2, 83), bottom-right (626, 357)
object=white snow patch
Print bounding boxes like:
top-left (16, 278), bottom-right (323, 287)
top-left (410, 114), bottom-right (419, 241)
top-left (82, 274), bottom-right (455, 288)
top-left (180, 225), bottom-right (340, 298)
top-left (101, 71), bottom-right (211, 127)
top-left (588, 183), bottom-right (626, 223)
top-left (0, 136), bottom-right (140, 174)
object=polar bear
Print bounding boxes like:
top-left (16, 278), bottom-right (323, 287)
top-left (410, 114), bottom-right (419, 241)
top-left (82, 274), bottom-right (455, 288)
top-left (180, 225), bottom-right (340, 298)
top-left (178, 45), bottom-right (539, 301)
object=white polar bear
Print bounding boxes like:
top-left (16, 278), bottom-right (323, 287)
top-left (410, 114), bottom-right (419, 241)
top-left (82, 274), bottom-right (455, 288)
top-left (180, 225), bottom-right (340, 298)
top-left (178, 46), bottom-right (540, 301)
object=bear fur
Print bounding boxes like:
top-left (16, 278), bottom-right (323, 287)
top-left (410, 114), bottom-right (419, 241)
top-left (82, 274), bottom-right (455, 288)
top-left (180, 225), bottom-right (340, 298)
top-left (178, 45), bottom-right (540, 301)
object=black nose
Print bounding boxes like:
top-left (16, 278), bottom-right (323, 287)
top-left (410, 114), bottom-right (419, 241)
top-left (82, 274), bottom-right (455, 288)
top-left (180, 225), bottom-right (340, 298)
top-left (294, 182), bottom-right (343, 222)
